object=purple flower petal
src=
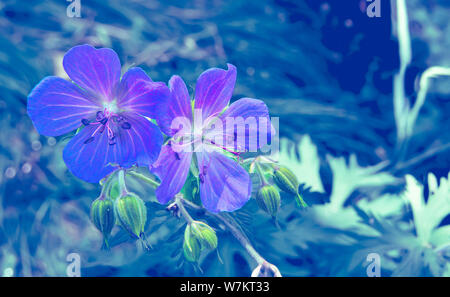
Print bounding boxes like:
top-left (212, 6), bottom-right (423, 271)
top-left (150, 144), bottom-right (192, 204)
top-left (158, 75), bottom-right (193, 136)
top-left (218, 98), bottom-right (271, 152)
top-left (197, 151), bottom-right (251, 212)
top-left (63, 44), bottom-right (121, 101)
top-left (63, 113), bottom-right (163, 183)
top-left (194, 64), bottom-right (236, 120)
top-left (119, 113), bottom-right (164, 168)
top-left (27, 76), bottom-right (100, 136)
top-left (115, 67), bottom-right (169, 122)
top-left (63, 124), bottom-right (121, 183)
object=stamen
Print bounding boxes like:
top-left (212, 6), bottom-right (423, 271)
top-left (81, 119), bottom-right (90, 126)
top-left (100, 118), bottom-right (108, 125)
top-left (121, 122), bottom-right (131, 129)
top-left (96, 111), bottom-right (104, 121)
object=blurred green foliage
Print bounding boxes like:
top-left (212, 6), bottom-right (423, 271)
top-left (0, 0), bottom-right (449, 276)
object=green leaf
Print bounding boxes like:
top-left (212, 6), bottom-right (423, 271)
top-left (404, 173), bottom-right (450, 244)
top-left (326, 154), bottom-right (399, 210)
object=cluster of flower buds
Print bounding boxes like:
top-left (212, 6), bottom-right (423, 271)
top-left (183, 221), bottom-right (218, 262)
top-left (253, 160), bottom-right (308, 217)
top-left (90, 172), bottom-right (149, 250)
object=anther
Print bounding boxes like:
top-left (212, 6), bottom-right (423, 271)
top-left (81, 119), bottom-right (90, 126)
top-left (100, 118), bottom-right (108, 125)
top-left (96, 111), bottom-right (104, 121)
top-left (121, 122), bottom-right (131, 129)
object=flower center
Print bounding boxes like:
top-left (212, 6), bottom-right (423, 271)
top-left (80, 108), bottom-right (132, 146)
top-left (103, 100), bottom-right (119, 114)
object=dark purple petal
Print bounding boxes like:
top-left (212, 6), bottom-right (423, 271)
top-left (116, 67), bottom-right (169, 122)
top-left (63, 44), bottom-right (121, 100)
top-left (27, 76), bottom-right (100, 136)
top-left (158, 75), bottom-right (193, 136)
top-left (196, 151), bottom-right (251, 212)
top-left (150, 144), bottom-right (192, 204)
top-left (119, 113), bottom-right (164, 168)
top-left (63, 124), bottom-right (122, 183)
top-left (194, 64), bottom-right (236, 120)
top-left (217, 98), bottom-right (271, 152)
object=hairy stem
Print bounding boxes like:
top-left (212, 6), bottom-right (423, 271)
top-left (127, 171), bottom-right (160, 188)
top-left (175, 194), bottom-right (194, 224)
top-left (255, 161), bottom-right (269, 186)
top-left (117, 169), bottom-right (128, 196)
top-left (98, 171), bottom-right (116, 200)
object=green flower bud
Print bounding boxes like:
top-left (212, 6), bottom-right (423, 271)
top-left (114, 193), bottom-right (147, 239)
top-left (256, 185), bottom-right (281, 217)
top-left (273, 166), bottom-right (299, 196)
top-left (190, 221), bottom-right (218, 250)
top-left (183, 224), bottom-right (201, 262)
top-left (90, 198), bottom-right (115, 245)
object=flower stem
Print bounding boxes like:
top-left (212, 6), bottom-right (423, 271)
top-left (127, 171), bottom-right (160, 188)
top-left (216, 213), bottom-right (265, 265)
top-left (255, 161), bottom-right (269, 186)
top-left (117, 169), bottom-right (128, 196)
top-left (175, 194), bottom-right (194, 224)
top-left (98, 172), bottom-right (116, 200)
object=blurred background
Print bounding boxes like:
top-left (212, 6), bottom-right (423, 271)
top-left (0, 0), bottom-right (449, 276)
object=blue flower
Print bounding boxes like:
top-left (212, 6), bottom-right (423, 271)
top-left (27, 44), bottom-right (169, 183)
top-left (151, 64), bottom-right (272, 212)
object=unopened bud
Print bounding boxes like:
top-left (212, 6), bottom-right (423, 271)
top-left (251, 261), bottom-right (282, 277)
top-left (273, 166), bottom-right (308, 208)
top-left (90, 198), bottom-right (115, 246)
top-left (273, 166), bottom-right (298, 196)
top-left (114, 193), bottom-right (147, 239)
top-left (190, 221), bottom-right (218, 250)
top-left (183, 224), bottom-right (201, 262)
top-left (256, 185), bottom-right (281, 217)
